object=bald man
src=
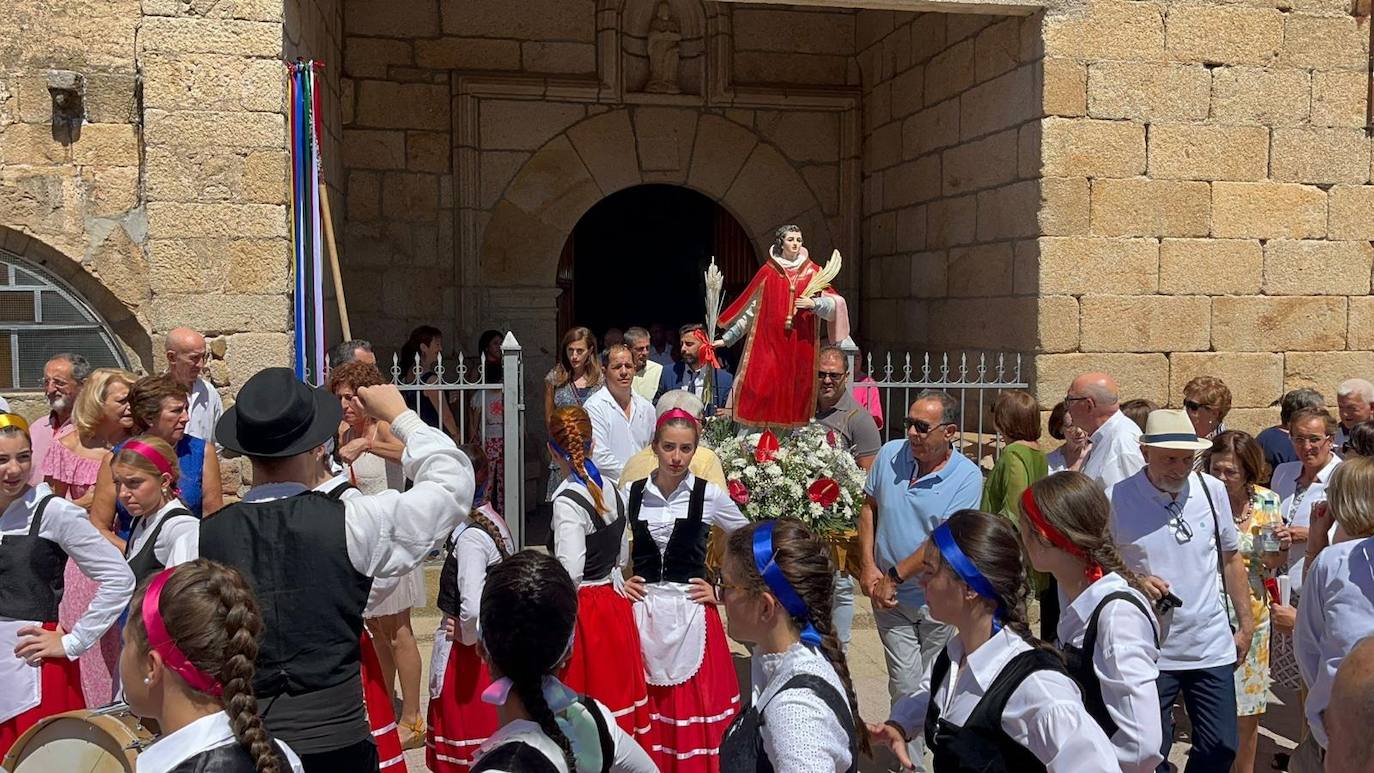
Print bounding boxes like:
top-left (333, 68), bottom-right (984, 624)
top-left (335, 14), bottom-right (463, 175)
top-left (1321, 636), bottom-right (1374, 773)
top-left (1066, 371), bottom-right (1145, 489)
top-left (166, 327), bottom-right (223, 445)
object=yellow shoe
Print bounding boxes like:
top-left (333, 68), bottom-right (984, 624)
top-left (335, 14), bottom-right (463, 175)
top-left (399, 717), bottom-right (426, 751)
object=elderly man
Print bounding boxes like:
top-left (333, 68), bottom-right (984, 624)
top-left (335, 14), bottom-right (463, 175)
top-left (165, 327), bottom-right (222, 444)
top-left (1109, 409), bottom-right (1254, 773)
top-left (31, 353), bottom-right (90, 484)
top-left (585, 345), bottom-right (654, 482)
top-left (624, 326), bottom-right (662, 403)
top-left (858, 390), bottom-right (982, 771)
top-left (1335, 378), bottom-right (1374, 451)
top-left (328, 339), bottom-right (376, 370)
top-left (1068, 371), bottom-right (1146, 489)
top-left (657, 322), bottom-right (733, 414)
top-left (1256, 389), bottom-right (1326, 478)
top-left (1323, 637), bottom-right (1374, 773)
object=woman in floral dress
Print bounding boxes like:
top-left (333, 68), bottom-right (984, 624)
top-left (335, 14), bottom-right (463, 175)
top-left (543, 326), bottom-right (601, 497)
top-left (1205, 430), bottom-right (1285, 773)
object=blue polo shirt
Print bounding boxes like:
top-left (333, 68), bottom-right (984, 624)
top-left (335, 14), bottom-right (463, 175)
top-left (866, 438), bottom-right (984, 607)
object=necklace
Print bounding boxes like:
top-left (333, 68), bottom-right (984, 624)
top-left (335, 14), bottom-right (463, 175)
top-left (1231, 497), bottom-right (1251, 527)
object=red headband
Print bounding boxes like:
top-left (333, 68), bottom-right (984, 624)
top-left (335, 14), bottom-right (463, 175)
top-left (688, 328), bottom-right (721, 369)
top-left (122, 440), bottom-right (177, 481)
top-left (142, 567), bottom-right (224, 697)
top-left (1020, 488), bottom-right (1103, 582)
top-left (656, 408), bottom-right (700, 431)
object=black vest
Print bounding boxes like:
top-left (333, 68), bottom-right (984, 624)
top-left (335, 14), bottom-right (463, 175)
top-left (1061, 590), bottom-right (1156, 739)
top-left (323, 479), bottom-right (356, 499)
top-left (198, 492), bottom-right (372, 696)
top-left (437, 520), bottom-right (509, 619)
top-left (627, 477), bottom-right (710, 583)
top-left (125, 507), bottom-right (196, 585)
top-left (547, 487), bottom-right (626, 583)
top-left (720, 672), bottom-right (858, 773)
top-left (168, 742), bottom-right (289, 773)
top-left (0, 495), bottom-right (66, 622)
top-left (924, 647), bottom-right (1065, 773)
top-left (470, 696), bottom-right (613, 773)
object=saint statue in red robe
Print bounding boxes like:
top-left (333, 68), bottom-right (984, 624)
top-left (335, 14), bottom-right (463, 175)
top-left (715, 225), bottom-right (850, 429)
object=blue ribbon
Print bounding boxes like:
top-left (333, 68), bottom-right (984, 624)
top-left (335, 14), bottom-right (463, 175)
top-left (549, 438), bottom-right (604, 490)
top-left (752, 521), bottom-right (822, 647)
top-left (931, 523), bottom-right (1004, 634)
top-left (1140, 432), bottom-right (1204, 444)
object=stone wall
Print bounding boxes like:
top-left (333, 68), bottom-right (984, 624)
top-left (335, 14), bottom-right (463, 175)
top-left (855, 10), bottom-right (1044, 358)
top-left (1031, 0), bottom-right (1374, 435)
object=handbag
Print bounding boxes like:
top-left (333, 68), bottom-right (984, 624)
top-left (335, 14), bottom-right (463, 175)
top-left (1195, 471), bottom-right (1238, 634)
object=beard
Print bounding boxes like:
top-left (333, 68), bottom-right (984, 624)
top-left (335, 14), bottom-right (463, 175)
top-left (1151, 472), bottom-right (1188, 494)
top-left (48, 395), bottom-right (69, 413)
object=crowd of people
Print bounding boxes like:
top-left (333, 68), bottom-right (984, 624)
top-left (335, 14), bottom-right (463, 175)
top-left (4, 306), bottom-right (1374, 773)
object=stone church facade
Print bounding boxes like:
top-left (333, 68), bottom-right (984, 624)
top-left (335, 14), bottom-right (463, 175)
top-left (2, 0), bottom-right (1372, 436)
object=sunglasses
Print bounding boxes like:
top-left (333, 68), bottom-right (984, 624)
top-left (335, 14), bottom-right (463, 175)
top-left (817, 371), bottom-right (848, 382)
top-left (904, 417), bottom-right (953, 435)
top-left (1165, 501), bottom-right (1193, 544)
top-left (1183, 400), bottom-right (1211, 412)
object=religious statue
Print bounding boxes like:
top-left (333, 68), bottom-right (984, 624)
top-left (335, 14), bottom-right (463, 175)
top-left (713, 225), bottom-right (849, 430)
top-left (644, 1), bottom-right (682, 94)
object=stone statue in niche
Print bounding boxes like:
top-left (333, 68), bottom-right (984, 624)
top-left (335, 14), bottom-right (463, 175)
top-left (644, 0), bottom-right (682, 94)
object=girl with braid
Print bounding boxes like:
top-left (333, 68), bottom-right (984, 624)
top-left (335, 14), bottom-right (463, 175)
top-left (119, 559), bottom-right (304, 772)
top-left (1018, 472), bottom-right (1163, 773)
top-left (428, 444), bottom-right (515, 772)
top-left (717, 519), bottom-right (865, 772)
top-left (868, 509), bottom-right (1117, 772)
top-left (546, 406), bottom-right (651, 741)
top-left (472, 550), bottom-right (656, 773)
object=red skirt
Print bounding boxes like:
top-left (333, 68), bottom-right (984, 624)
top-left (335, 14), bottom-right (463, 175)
top-left (644, 606), bottom-right (740, 773)
top-left (427, 640), bottom-right (499, 772)
top-left (559, 584), bottom-right (652, 741)
top-left (360, 632), bottom-right (405, 772)
top-left (0, 622), bottom-right (85, 758)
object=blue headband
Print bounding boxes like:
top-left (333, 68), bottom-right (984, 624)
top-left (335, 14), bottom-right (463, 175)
top-left (752, 521), bottom-right (822, 647)
top-left (549, 438), bottom-right (604, 490)
top-left (931, 523), bottom-right (1003, 634)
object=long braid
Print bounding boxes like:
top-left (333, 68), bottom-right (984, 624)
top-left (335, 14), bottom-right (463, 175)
top-left (550, 406), bottom-right (608, 514)
top-left (513, 672), bottom-right (575, 771)
top-left (470, 509), bottom-right (510, 560)
top-left (210, 571), bottom-right (282, 773)
top-left (808, 597), bottom-right (871, 756)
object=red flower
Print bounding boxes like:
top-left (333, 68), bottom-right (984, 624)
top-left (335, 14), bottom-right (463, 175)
top-left (808, 478), bottom-right (840, 508)
top-left (826, 430), bottom-right (838, 447)
top-left (754, 430), bottom-right (780, 463)
top-left (728, 479), bottom-right (751, 505)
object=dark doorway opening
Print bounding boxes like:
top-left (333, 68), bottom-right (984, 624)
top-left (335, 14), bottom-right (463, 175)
top-left (556, 185), bottom-right (756, 343)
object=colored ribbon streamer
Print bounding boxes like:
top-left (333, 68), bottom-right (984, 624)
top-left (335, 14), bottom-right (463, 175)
top-left (688, 328), bottom-right (721, 369)
top-left (655, 407), bottom-right (699, 431)
top-left (752, 520), bottom-right (822, 647)
top-left (142, 567), bottom-right (224, 697)
top-left (288, 59), bottom-right (327, 386)
top-left (548, 437), bottom-right (604, 490)
top-left (931, 523), bottom-right (1004, 634)
top-left (1020, 488), bottom-right (1104, 582)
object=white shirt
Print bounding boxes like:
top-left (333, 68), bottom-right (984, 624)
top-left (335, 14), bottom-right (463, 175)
top-left (1271, 455), bottom-right (1342, 593)
top-left (453, 503), bottom-right (514, 646)
top-left (136, 711), bottom-right (305, 773)
top-left (1081, 411), bottom-right (1145, 490)
top-left (1055, 573), bottom-right (1163, 773)
top-left (0, 484), bottom-right (134, 658)
top-left (185, 377), bottom-right (224, 446)
top-left (889, 627), bottom-right (1119, 772)
top-left (584, 387), bottom-right (654, 483)
top-left (1108, 470), bottom-right (1239, 670)
top-left (473, 698), bottom-right (657, 773)
top-left (126, 498), bottom-right (200, 570)
top-left (170, 410), bottom-right (474, 578)
top-left (312, 473), bottom-right (358, 499)
top-left (1295, 535), bottom-right (1374, 749)
top-left (551, 478), bottom-right (628, 588)
top-left (751, 642), bottom-right (854, 773)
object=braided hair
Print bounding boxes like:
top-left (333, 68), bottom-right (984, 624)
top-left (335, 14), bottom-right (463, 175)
top-left (480, 551), bottom-right (579, 770)
top-left (459, 443), bottom-right (509, 559)
top-left (125, 559), bottom-right (281, 773)
top-left (548, 406), bottom-right (607, 514)
top-left (1021, 472), bottom-right (1151, 600)
top-left (932, 509), bottom-right (1044, 648)
top-left (726, 519), bottom-right (870, 756)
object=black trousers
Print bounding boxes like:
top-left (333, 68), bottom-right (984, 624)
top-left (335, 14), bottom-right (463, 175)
top-left (298, 739), bottom-right (379, 773)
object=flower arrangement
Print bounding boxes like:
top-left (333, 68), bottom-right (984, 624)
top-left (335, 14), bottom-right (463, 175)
top-left (714, 423), bottom-right (866, 539)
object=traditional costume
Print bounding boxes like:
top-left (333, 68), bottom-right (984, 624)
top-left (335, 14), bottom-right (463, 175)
top-left (123, 447), bottom-right (198, 585)
top-left (625, 472), bottom-right (748, 772)
top-left (427, 500), bottom-right (514, 773)
top-left (135, 712), bottom-right (306, 773)
top-left (0, 483), bottom-right (134, 754)
top-left (718, 244), bottom-right (849, 429)
top-left (470, 682), bottom-right (656, 773)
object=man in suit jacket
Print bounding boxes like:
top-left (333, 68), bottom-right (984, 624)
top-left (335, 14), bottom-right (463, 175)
top-left (656, 322), bottom-right (733, 414)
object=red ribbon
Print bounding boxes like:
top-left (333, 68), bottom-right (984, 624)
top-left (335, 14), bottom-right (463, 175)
top-left (1020, 488), bottom-right (1104, 583)
top-left (142, 567), bottom-right (224, 697)
top-left (689, 328), bottom-right (721, 369)
top-left (122, 440), bottom-right (178, 487)
top-left (656, 407), bottom-right (700, 431)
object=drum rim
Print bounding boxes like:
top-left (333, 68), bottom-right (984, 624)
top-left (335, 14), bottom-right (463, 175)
top-left (1, 707), bottom-right (151, 771)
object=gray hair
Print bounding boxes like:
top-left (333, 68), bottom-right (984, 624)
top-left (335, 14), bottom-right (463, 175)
top-left (915, 389), bottom-right (959, 427)
top-left (1338, 378), bottom-right (1374, 404)
top-left (656, 389), bottom-right (705, 421)
top-left (1278, 388), bottom-right (1326, 425)
top-left (624, 327), bottom-right (650, 346)
top-left (48, 353), bottom-right (91, 384)
top-left (328, 339), bottom-right (373, 369)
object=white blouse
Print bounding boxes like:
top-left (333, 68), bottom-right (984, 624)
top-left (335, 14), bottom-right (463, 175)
top-left (1055, 573), bottom-right (1163, 773)
top-left (752, 642), bottom-right (853, 773)
top-left (453, 504), bottom-right (514, 646)
top-left (472, 698), bottom-right (657, 773)
top-left (126, 498), bottom-right (199, 569)
top-left (136, 711), bottom-right (304, 773)
top-left (889, 627), bottom-right (1119, 772)
top-left (551, 478), bottom-right (628, 588)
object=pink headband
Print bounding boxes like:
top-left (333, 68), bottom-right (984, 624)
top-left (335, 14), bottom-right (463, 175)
top-left (122, 440), bottom-right (177, 482)
top-left (142, 567), bottom-right (224, 698)
top-left (656, 408), bottom-right (700, 431)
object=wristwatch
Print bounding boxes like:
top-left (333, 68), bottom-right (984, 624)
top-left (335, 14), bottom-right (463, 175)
top-left (887, 565), bottom-right (904, 585)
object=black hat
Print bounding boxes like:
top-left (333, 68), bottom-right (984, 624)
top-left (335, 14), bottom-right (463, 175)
top-left (216, 367), bottom-right (342, 459)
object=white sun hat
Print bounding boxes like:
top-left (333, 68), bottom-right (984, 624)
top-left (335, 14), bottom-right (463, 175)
top-left (1139, 409), bottom-right (1213, 451)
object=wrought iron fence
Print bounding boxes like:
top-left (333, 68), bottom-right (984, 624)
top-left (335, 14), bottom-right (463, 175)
top-left (389, 332), bottom-right (527, 548)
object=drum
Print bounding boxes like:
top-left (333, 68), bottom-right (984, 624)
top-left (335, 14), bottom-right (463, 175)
top-left (1, 703), bottom-right (155, 773)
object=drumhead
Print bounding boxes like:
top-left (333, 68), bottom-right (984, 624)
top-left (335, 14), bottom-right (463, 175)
top-left (2, 705), bottom-right (153, 773)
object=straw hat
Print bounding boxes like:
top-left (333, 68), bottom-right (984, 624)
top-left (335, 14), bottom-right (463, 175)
top-left (1139, 409), bottom-right (1212, 451)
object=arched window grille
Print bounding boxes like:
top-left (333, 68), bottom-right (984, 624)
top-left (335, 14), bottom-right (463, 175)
top-left (0, 250), bottom-right (130, 389)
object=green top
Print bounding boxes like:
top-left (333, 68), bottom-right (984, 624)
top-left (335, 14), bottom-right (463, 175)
top-left (982, 442), bottom-right (1052, 593)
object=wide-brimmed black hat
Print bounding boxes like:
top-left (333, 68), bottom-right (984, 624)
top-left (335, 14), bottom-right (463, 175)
top-left (216, 367), bottom-right (342, 458)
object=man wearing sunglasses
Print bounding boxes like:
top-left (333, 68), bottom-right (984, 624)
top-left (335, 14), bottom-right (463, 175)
top-left (857, 390), bottom-right (982, 771)
top-left (1066, 371), bottom-right (1146, 490)
top-left (1108, 409), bottom-right (1254, 773)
